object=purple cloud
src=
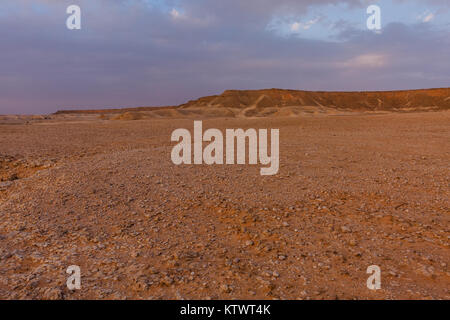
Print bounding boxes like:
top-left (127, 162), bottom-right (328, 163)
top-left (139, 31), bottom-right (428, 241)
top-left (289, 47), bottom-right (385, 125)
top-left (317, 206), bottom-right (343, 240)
top-left (0, 0), bottom-right (449, 114)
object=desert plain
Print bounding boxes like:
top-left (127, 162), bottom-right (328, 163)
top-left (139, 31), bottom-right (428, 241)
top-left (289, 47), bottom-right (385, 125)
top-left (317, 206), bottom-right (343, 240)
top-left (0, 89), bottom-right (449, 299)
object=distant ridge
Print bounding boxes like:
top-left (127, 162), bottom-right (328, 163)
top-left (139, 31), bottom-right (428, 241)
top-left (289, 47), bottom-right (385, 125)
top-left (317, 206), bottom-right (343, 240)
top-left (54, 88), bottom-right (450, 118)
top-left (53, 105), bottom-right (176, 115)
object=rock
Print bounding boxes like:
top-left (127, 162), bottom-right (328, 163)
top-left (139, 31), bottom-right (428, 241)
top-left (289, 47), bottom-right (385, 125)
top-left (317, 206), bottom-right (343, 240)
top-left (43, 288), bottom-right (63, 300)
top-left (0, 181), bottom-right (13, 189)
top-left (160, 276), bottom-right (174, 286)
top-left (245, 240), bottom-right (254, 246)
top-left (220, 284), bottom-right (231, 293)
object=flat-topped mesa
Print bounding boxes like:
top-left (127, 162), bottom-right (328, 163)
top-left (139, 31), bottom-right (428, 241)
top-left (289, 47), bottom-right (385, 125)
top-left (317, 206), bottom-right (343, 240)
top-left (51, 88), bottom-right (450, 119)
top-left (180, 88), bottom-right (450, 111)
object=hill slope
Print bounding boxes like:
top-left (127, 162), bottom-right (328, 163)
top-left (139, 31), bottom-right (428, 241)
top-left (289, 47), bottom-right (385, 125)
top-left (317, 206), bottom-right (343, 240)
top-left (181, 88), bottom-right (450, 111)
top-left (54, 88), bottom-right (450, 118)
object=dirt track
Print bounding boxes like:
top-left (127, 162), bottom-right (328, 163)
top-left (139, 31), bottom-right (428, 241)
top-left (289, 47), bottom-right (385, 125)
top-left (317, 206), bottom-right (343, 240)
top-left (0, 112), bottom-right (449, 299)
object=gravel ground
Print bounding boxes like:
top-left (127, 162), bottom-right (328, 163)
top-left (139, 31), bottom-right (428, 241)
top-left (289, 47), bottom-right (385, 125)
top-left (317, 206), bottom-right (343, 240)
top-left (0, 112), bottom-right (449, 299)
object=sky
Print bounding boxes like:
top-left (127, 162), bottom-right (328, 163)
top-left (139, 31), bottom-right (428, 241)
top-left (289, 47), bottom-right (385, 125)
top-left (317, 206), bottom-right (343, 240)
top-left (0, 0), bottom-right (449, 114)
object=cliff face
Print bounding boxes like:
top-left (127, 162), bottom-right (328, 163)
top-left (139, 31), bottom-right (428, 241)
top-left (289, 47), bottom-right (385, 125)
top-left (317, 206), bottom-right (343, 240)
top-left (180, 88), bottom-right (450, 111)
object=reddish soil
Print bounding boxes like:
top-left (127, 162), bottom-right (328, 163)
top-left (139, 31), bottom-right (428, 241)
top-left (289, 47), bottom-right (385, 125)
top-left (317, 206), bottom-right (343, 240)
top-left (0, 110), bottom-right (448, 300)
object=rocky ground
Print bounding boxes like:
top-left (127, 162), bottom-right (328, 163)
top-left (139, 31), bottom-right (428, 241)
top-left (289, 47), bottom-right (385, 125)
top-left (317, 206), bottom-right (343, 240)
top-left (0, 111), bottom-right (449, 299)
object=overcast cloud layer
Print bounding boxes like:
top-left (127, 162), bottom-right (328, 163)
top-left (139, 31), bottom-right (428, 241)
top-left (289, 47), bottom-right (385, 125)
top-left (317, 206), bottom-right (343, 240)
top-left (0, 0), bottom-right (449, 114)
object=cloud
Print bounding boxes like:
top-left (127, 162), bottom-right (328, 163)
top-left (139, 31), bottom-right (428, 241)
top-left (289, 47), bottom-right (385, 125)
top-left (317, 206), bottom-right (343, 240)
top-left (290, 17), bottom-right (320, 32)
top-left (0, 0), bottom-right (449, 114)
top-left (170, 8), bottom-right (181, 19)
top-left (418, 11), bottom-right (435, 23)
top-left (338, 54), bottom-right (388, 68)
top-left (290, 22), bottom-right (301, 32)
top-left (423, 13), bottom-right (434, 22)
